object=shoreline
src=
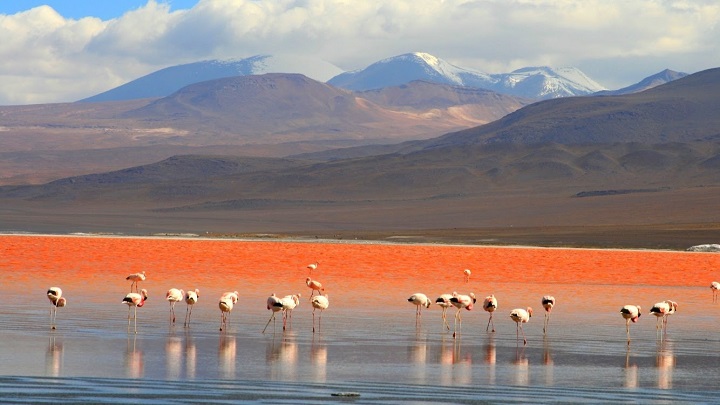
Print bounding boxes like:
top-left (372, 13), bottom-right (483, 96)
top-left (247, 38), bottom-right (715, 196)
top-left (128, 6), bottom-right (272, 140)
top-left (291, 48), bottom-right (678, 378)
top-left (0, 231), bottom-right (708, 254)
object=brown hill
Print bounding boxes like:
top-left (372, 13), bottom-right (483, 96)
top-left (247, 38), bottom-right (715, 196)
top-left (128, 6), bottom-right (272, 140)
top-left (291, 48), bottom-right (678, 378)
top-left (0, 74), bottom-right (528, 185)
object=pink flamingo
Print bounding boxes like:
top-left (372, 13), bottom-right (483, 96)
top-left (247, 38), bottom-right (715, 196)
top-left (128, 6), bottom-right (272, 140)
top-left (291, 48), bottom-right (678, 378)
top-left (650, 300), bottom-right (678, 336)
top-left (311, 294), bottom-right (329, 333)
top-left (483, 295), bottom-right (498, 332)
top-left (541, 295), bottom-right (555, 335)
top-left (280, 293), bottom-right (301, 330)
top-left (306, 277), bottom-right (325, 297)
top-left (435, 293), bottom-right (454, 331)
top-left (262, 293), bottom-right (284, 334)
top-left (184, 289), bottom-right (199, 327)
top-left (711, 282), bottom-right (720, 303)
top-left (463, 269), bottom-right (471, 283)
top-left (126, 271), bottom-right (146, 293)
top-left (510, 307), bottom-right (533, 345)
top-left (166, 288), bottom-right (184, 325)
top-left (307, 261), bottom-right (319, 275)
top-left (219, 291), bottom-right (238, 332)
top-left (122, 289), bottom-right (148, 334)
top-left (47, 287), bottom-right (67, 330)
top-left (620, 304), bottom-right (641, 345)
top-left (408, 293), bottom-right (432, 318)
top-left (449, 291), bottom-right (476, 338)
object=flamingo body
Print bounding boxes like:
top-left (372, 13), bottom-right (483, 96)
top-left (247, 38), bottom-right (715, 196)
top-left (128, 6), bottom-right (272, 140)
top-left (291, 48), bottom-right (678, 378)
top-left (219, 291), bottom-right (238, 331)
top-left (712, 281), bottom-right (720, 303)
top-left (620, 304), bottom-right (641, 345)
top-left (483, 294), bottom-right (498, 332)
top-left (541, 295), bottom-right (555, 335)
top-left (126, 271), bottom-right (146, 292)
top-left (449, 292), bottom-right (476, 338)
top-left (122, 289), bottom-right (148, 334)
top-left (306, 277), bottom-right (325, 297)
top-left (262, 293), bottom-right (284, 334)
top-left (47, 287), bottom-right (67, 329)
top-left (166, 288), bottom-right (184, 325)
top-left (435, 293), bottom-right (454, 331)
top-left (407, 293), bottom-right (431, 317)
top-left (510, 307), bottom-right (533, 345)
top-left (311, 294), bottom-right (329, 333)
top-left (183, 289), bottom-right (199, 326)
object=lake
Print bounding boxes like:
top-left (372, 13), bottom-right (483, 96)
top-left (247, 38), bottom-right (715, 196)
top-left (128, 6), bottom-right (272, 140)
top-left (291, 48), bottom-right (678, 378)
top-left (1, 234), bottom-right (719, 403)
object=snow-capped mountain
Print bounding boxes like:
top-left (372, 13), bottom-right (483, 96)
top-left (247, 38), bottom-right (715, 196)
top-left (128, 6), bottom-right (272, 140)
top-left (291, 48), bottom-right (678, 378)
top-left (328, 52), bottom-right (607, 99)
top-left (79, 55), bottom-right (343, 102)
top-left (594, 69), bottom-right (688, 96)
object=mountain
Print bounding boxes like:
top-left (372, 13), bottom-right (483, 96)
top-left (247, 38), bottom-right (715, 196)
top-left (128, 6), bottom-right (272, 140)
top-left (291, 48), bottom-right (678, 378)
top-left (0, 74), bottom-right (530, 184)
top-left (2, 67), bottom-right (720, 248)
top-left (327, 52), bottom-right (606, 99)
top-left (595, 69), bottom-right (689, 96)
top-left (78, 55), bottom-right (344, 102)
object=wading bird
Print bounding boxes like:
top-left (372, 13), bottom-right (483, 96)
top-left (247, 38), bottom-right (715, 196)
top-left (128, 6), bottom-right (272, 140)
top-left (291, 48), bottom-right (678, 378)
top-left (450, 292), bottom-right (476, 338)
top-left (620, 305), bottom-right (641, 345)
top-left (126, 271), bottom-right (146, 293)
top-left (407, 293), bottom-right (432, 319)
top-left (463, 269), bottom-right (471, 283)
top-left (712, 282), bottom-right (720, 303)
top-left (262, 293), bottom-right (284, 334)
top-left (311, 294), bottom-right (329, 333)
top-left (306, 277), bottom-right (325, 297)
top-left (184, 289), bottom-right (199, 327)
top-left (280, 293), bottom-right (301, 330)
top-left (541, 295), bottom-right (556, 335)
top-left (651, 300), bottom-right (678, 336)
top-left (483, 295), bottom-right (498, 332)
top-left (219, 291), bottom-right (239, 332)
top-left (47, 287), bottom-right (67, 330)
top-left (122, 289), bottom-right (148, 334)
top-left (510, 307), bottom-right (533, 345)
top-left (165, 288), bottom-right (184, 325)
top-left (435, 293), bottom-right (454, 331)
top-left (307, 261), bottom-right (319, 275)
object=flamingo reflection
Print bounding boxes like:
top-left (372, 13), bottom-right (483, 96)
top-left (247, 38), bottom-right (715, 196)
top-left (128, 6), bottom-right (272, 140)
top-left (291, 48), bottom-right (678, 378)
top-left (125, 336), bottom-right (143, 379)
top-left (624, 347), bottom-right (638, 388)
top-left (219, 334), bottom-right (237, 379)
top-left (165, 335), bottom-right (182, 379)
top-left (656, 341), bottom-right (675, 389)
top-left (45, 336), bottom-right (63, 377)
top-left (409, 332), bottom-right (428, 384)
top-left (311, 338), bottom-right (328, 382)
top-left (543, 337), bottom-right (554, 385)
top-left (266, 332), bottom-right (299, 381)
top-left (513, 346), bottom-right (529, 386)
top-left (439, 336), bottom-right (472, 385)
top-left (185, 333), bottom-right (197, 379)
top-left (484, 335), bottom-right (496, 385)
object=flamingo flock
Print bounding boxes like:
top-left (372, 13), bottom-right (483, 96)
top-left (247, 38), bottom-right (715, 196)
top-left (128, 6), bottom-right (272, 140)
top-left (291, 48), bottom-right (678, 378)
top-left (43, 265), bottom-right (700, 348)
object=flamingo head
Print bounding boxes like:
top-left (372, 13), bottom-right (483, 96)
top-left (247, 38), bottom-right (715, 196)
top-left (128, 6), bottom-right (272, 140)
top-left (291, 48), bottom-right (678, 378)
top-left (527, 307), bottom-right (533, 317)
top-left (469, 292), bottom-right (476, 303)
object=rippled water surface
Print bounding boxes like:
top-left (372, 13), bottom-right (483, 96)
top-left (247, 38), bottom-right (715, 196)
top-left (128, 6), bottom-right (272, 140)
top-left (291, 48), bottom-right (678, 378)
top-left (1, 235), bottom-right (719, 403)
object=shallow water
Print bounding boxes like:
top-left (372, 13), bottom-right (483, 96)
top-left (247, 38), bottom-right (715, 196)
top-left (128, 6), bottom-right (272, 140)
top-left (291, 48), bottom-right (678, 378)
top-left (1, 235), bottom-right (720, 403)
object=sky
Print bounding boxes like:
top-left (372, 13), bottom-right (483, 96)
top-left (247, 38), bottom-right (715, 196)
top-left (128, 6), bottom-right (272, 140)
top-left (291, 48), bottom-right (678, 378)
top-left (1, 0), bottom-right (719, 105)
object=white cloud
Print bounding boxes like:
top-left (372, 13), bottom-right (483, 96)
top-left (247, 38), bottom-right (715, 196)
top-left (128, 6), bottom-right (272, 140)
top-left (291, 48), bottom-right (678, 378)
top-left (0, 0), bottom-right (719, 104)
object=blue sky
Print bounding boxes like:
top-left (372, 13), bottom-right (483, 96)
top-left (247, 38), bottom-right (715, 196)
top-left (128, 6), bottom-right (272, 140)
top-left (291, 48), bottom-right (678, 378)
top-left (0, 0), bottom-right (199, 19)
top-left (1, 0), bottom-right (719, 105)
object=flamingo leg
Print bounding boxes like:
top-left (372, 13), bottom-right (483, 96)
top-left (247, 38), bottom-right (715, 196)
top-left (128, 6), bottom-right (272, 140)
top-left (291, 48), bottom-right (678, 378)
top-left (543, 313), bottom-right (550, 335)
top-left (453, 308), bottom-right (461, 338)
top-left (626, 318), bottom-right (631, 345)
top-left (312, 309), bottom-right (316, 333)
top-left (486, 313), bottom-right (495, 333)
top-left (520, 324), bottom-right (527, 345)
top-left (170, 302), bottom-right (175, 324)
top-left (133, 306), bottom-right (138, 334)
top-left (262, 312), bottom-right (276, 334)
top-left (127, 306), bottom-right (132, 330)
top-left (184, 305), bottom-right (192, 327)
top-left (318, 310), bottom-right (323, 333)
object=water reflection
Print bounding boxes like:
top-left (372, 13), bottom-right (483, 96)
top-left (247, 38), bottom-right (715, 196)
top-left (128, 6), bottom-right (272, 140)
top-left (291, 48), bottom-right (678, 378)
top-left (219, 334), bottom-right (237, 379)
top-left (656, 340), bottom-right (675, 389)
top-left (125, 336), bottom-right (143, 379)
top-left (484, 335), bottom-right (496, 385)
top-left (438, 336), bottom-right (472, 385)
top-left (513, 346), bottom-right (529, 386)
top-left (624, 347), bottom-right (638, 389)
top-left (543, 337), bottom-right (554, 385)
top-left (165, 335), bottom-right (182, 379)
top-left (185, 333), bottom-right (197, 379)
top-left (267, 332), bottom-right (299, 381)
top-left (310, 336), bottom-right (327, 382)
top-left (45, 336), bottom-right (63, 377)
top-left (409, 331), bottom-right (428, 384)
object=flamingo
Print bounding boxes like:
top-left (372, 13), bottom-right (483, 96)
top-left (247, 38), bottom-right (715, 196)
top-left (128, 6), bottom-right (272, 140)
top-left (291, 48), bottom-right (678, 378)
top-left (262, 293), bottom-right (284, 334)
top-left (711, 281), bottom-right (720, 303)
top-left (651, 300), bottom-right (678, 336)
top-left (126, 271), bottom-right (146, 293)
top-left (306, 277), bottom-right (325, 297)
top-left (219, 291), bottom-right (239, 332)
top-left (483, 295), bottom-right (498, 332)
top-left (463, 269), bottom-right (471, 283)
top-left (311, 294), bottom-right (329, 333)
top-left (407, 293), bottom-right (432, 319)
top-left (620, 305), bottom-right (641, 345)
top-left (47, 287), bottom-right (67, 330)
top-left (280, 293), bottom-right (301, 330)
top-left (435, 293), bottom-right (454, 331)
top-left (166, 288), bottom-right (184, 325)
top-left (184, 289), bottom-right (199, 327)
top-left (510, 307), bottom-right (533, 345)
top-left (541, 295), bottom-right (556, 335)
top-left (449, 291), bottom-right (476, 338)
top-left (122, 289), bottom-right (148, 334)
top-left (307, 261), bottom-right (319, 275)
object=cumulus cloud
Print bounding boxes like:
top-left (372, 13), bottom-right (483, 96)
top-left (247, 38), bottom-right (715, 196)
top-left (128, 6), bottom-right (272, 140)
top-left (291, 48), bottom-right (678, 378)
top-left (0, 0), bottom-right (718, 104)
